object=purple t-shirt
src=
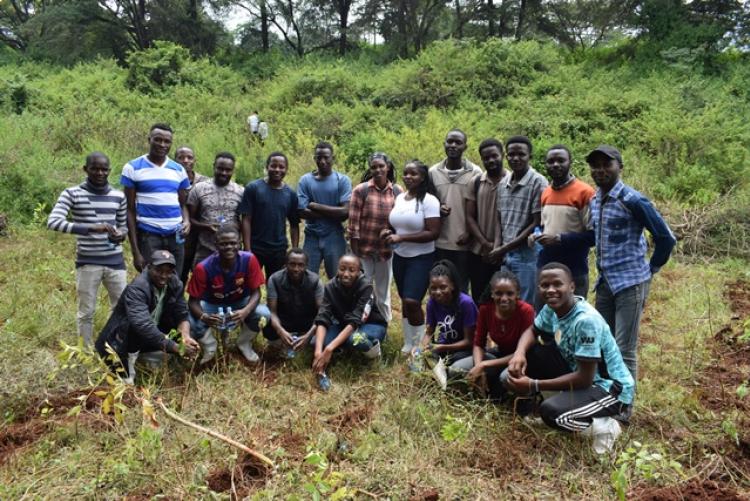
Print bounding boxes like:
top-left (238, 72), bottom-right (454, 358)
top-left (426, 292), bottom-right (478, 344)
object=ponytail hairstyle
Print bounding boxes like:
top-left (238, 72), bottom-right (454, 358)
top-left (405, 159), bottom-right (432, 213)
top-left (361, 152), bottom-right (396, 184)
top-left (429, 259), bottom-right (462, 313)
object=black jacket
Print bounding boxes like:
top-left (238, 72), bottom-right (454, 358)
top-left (95, 270), bottom-right (188, 357)
top-left (314, 275), bottom-right (386, 329)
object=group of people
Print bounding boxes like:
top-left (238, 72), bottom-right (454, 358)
top-left (48, 123), bottom-right (676, 452)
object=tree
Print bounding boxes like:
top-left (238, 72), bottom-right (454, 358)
top-left (540, 0), bottom-right (638, 49)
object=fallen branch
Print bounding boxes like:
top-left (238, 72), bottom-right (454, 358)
top-left (155, 397), bottom-right (275, 468)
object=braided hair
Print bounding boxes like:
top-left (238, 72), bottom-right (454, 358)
top-left (404, 159), bottom-right (432, 212)
top-left (429, 259), bottom-right (462, 313)
top-left (361, 152), bottom-right (396, 184)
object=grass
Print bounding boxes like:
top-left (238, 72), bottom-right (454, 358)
top-left (0, 226), bottom-right (748, 499)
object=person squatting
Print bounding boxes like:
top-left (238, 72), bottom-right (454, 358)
top-left (49, 124), bottom-right (676, 454)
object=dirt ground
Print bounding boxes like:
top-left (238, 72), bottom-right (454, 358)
top-left (630, 478), bottom-right (750, 501)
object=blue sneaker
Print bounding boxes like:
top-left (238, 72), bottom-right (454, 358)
top-left (318, 373), bottom-right (331, 392)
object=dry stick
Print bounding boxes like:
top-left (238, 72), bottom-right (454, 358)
top-left (156, 397), bottom-right (275, 468)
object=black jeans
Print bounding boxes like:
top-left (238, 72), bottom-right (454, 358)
top-left (435, 248), bottom-right (470, 292)
top-left (138, 231), bottom-right (184, 280)
top-left (253, 247), bottom-right (287, 281)
top-left (468, 252), bottom-right (501, 304)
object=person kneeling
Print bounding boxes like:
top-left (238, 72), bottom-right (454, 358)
top-left (452, 270), bottom-right (534, 399)
top-left (501, 262), bottom-right (634, 454)
top-left (264, 249), bottom-right (323, 357)
top-left (95, 250), bottom-right (199, 384)
top-left (312, 255), bottom-right (387, 391)
top-left (186, 225), bottom-right (270, 364)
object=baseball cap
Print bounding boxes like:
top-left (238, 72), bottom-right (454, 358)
top-left (585, 145), bottom-right (622, 164)
top-left (150, 250), bottom-right (176, 267)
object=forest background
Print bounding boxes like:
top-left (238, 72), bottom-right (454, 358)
top-left (1, 0), bottom-right (750, 499)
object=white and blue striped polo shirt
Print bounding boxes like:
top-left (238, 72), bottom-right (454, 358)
top-left (121, 155), bottom-right (190, 235)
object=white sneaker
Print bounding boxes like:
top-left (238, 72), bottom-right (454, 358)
top-left (432, 357), bottom-right (448, 390)
top-left (583, 417), bottom-right (622, 454)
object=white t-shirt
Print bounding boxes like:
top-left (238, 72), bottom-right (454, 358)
top-left (247, 114), bottom-right (259, 132)
top-left (388, 192), bottom-right (440, 258)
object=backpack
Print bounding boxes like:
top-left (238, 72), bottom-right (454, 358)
top-left (358, 182), bottom-right (402, 206)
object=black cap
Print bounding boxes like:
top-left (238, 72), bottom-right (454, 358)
top-left (150, 250), bottom-right (176, 267)
top-left (585, 145), bottom-right (622, 164)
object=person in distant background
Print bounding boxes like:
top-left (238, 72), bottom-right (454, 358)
top-left (47, 152), bottom-right (128, 345)
top-left (187, 152), bottom-right (244, 267)
top-left (258, 121), bottom-right (269, 144)
top-left (247, 110), bottom-right (259, 137)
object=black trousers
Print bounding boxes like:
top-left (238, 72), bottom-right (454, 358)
top-left (435, 248), bottom-right (470, 292)
top-left (253, 248), bottom-right (287, 281)
top-left (467, 252), bottom-right (501, 304)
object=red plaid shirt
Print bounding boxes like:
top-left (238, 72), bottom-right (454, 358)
top-left (348, 180), bottom-right (401, 261)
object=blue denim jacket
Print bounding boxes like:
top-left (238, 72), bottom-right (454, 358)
top-left (588, 181), bottom-right (676, 294)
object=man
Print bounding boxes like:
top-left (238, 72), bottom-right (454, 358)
top-left (530, 145), bottom-right (595, 308)
top-left (466, 138), bottom-right (508, 303)
top-left (187, 152), bottom-right (244, 267)
top-left (175, 146), bottom-right (209, 188)
top-left (175, 145), bottom-right (209, 284)
top-left (586, 145), bottom-right (676, 383)
top-left (122, 123), bottom-right (190, 273)
top-left (239, 152), bottom-right (300, 278)
top-left (501, 262), bottom-right (634, 454)
top-left (247, 111), bottom-right (259, 136)
top-left (490, 135), bottom-right (548, 305)
top-left (95, 250), bottom-right (199, 384)
top-left (187, 225), bottom-right (269, 363)
top-left (47, 152), bottom-right (128, 345)
top-left (297, 141), bottom-right (352, 279)
top-left (429, 129), bottom-right (482, 292)
top-left (263, 249), bottom-right (323, 356)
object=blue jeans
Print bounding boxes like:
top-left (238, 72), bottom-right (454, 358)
top-left (595, 279), bottom-right (650, 381)
top-left (317, 322), bottom-right (387, 352)
top-left (303, 231), bottom-right (347, 280)
top-left (188, 297), bottom-right (271, 340)
top-left (502, 247), bottom-right (537, 305)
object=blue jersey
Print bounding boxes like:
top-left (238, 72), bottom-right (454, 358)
top-left (534, 298), bottom-right (635, 404)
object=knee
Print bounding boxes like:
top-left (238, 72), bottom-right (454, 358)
top-left (402, 299), bottom-right (420, 316)
top-left (539, 400), bottom-right (559, 428)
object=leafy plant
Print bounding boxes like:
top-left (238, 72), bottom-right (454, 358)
top-left (611, 441), bottom-right (684, 500)
top-left (302, 450), bottom-right (354, 501)
top-left (440, 414), bottom-right (470, 442)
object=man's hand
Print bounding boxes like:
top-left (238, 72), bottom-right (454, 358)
top-left (505, 374), bottom-right (532, 393)
top-left (487, 246), bottom-right (507, 265)
top-left (456, 232), bottom-right (471, 246)
top-left (230, 307), bottom-right (251, 324)
top-left (277, 328), bottom-right (294, 347)
top-left (181, 335), bottom-right (200, 356)
top-left (293, 332), bottom-right (311, 351)
top-left (312, 348), bottom-right (333, 374)
top-left (181, 220), bottom-right (191, 236)
top-left (534, 233), bottom-right (561, 247)
top-left (467, 363), bottom-right (485, 382)
top-left (507, 353), bottom-right (527, 378)
top-left (384, 233), bottom-right (402, 246)
top-left (201, 313), bottom-right (224, 328)
top-left (133, 253), bottom-right (146, 272)
top-left (90, 223), bottom-right (114, 234)
top-left (439, 204), bottom-right (451, 217)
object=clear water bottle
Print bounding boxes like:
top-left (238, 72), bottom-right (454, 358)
top-left (287, 335), bottom-right (299, 359)
top-left (175, 229), bottom-right (185, 245)
top-left (318, 372), bottom-right (331, 392)
top-left (532, 226), bottom-right (543, 254)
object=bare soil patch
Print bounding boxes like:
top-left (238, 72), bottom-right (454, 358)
top-left (725, 280), bottom-right (750, 318)
top-left (205, 453), bottom-right (271, 495)
top-left (409, 487), bottom-right (440, 501)
top-left (0, 420), bottom-right (49, 465)
top-left (629, 479), bottom-right (749, 501)
top-left (326, 403), bottom-right (374, 435)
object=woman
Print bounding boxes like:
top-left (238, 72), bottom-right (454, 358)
top-left (348, 153), bottom-right (402, 322)
top-left (452, 270), bottom-right (534, 398)
top-left (312, 254), bottom-right (387, 391)
top-left (382, 160), bottom-right (441, 354)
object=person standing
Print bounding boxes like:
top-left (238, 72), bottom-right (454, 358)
top-left (247, 111), bottom-right (259, 137)
top-left (298, 141), bottom-right (352, 279)
top-left (122, 123), bottom-right (190, 273)
top-left (349, 153), bottom-right (401, 322)
top-left (239, 152), bottom-right (300, 279)
top-left (466, 138), bottom-right (508, 303)
top-left (47, 152), bottom-right (128, 345)
top-left (187, 152), bottom-right (244, 267)
top-left (490, 135), bottom-right (548, 305)
top-left (175, 145), bottom-right (209, 284)
top-left (429, 129), bottom-right (482, 291)
top-left (529, 145), bottom-right (595, 307)
top-left (95, 250), bottom-right (199, 384)
top-left (383, 160), bottom-right (441, 354)
top-left (586, 145), bottom-right (676, 384)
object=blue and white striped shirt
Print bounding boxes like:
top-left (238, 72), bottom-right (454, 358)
top-left (47, 182), bottom-right (128, 269)
top-left (589, 181), bottom-right (676, 294)
top-left (121, 155), bottom-right (189, 235)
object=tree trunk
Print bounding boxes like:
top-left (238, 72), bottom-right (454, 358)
top-left (260, 0), bottom-right (269, 51)
top-left (486, 0), bottom-right (494, 37)
top-left (515, 0), bottom-right (526, 40)
top-left (338, 0), bottom-right (351, 55)
top-left (455, 0), bottom-right (463, 38)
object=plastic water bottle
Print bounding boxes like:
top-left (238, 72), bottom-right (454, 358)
top-left (318, 372), bottom-right (331, 392)
top-left (216, 215), bottom-right (226, 225)
top-left (218, 307), bottom-right (226, 332)
top-left (287, 335), bottom-right (299, 359)
top-left (408, 348), bottom-right (424, 373)
top-left (175, 229), bottom-right (185, 245)
top-left (532, 226), bottom-right (544, 254)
